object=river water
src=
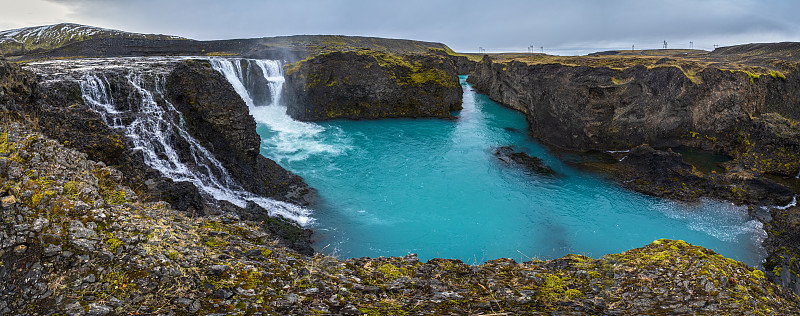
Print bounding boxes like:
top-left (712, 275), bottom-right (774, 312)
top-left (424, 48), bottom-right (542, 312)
top-left (251, 75), bottom-right (766, 265)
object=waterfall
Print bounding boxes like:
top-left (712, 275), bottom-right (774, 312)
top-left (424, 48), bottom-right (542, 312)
top-left (78, 69), bottom-right (314, 226)
top-left (209, 58), bottom-right (350, 162)
top-left (209, 59), bottom-right (285, 108)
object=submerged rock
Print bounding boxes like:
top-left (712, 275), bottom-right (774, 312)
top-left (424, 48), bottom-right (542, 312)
top-left (494, 146), bottom-right (557, 176)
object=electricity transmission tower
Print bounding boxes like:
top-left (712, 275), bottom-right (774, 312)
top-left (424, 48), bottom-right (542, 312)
top-left (663, 41), bottom-right (668, 49)
top-left (690, 41), bottom-right (693, 49)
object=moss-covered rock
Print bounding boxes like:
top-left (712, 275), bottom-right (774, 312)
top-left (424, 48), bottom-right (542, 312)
top-left (284, 49), bottom-right (463, 121)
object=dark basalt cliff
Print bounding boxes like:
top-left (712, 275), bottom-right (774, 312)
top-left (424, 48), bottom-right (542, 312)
top-left (467, 54), bottom-right (800, 197)
top-left (468, 55), bottom-right (800, 152)
top-left (283, 50), bottom-right (463, 121)
top-left (166, 60), bottom-right (313, 206)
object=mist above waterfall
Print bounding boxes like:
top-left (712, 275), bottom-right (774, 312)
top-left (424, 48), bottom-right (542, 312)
top-left (210, 58), bottom-right (350, 163)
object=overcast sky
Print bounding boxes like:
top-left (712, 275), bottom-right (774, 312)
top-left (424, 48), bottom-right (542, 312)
top-left (1, 0), bottom-right (799, 55)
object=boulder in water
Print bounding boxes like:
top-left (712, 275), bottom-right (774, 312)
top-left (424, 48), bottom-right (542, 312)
top-left (494, 146), bottom-right (557, 176)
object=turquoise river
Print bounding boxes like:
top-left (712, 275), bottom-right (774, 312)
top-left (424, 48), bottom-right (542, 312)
top-left (254, 76), bottom-right (766, 266)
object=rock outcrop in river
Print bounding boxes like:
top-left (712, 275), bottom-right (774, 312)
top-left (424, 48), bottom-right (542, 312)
top-left (283, 49), bottom-right (463, 121)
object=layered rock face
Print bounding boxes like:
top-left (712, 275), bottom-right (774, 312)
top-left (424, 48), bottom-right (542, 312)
top-left (449, 54), bottom-right (478, 75)
top-left (284, 50), bottom-right (463, 121)
top-left (468, 56), bottom-right (800, 152)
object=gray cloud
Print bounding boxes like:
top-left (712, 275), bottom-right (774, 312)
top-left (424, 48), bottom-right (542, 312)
top-left (36, 0), bottom-right (800, 54)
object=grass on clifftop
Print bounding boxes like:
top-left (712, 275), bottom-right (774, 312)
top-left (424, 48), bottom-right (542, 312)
top-left (480, 51), bottom-right (795, 84)
top-left (259, 35), bottom-right (454, 56)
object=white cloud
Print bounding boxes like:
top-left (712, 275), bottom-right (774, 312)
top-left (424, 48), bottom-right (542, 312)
top-left (0, 0), bottom-right (73, 30)
top-left (5, 0), bottom-right (800, 54)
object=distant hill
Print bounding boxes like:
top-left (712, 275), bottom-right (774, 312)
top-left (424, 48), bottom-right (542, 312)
top-left (0, 23), bottom-right (456, 62)
top-left (0, 23), bottom-right (187, 56)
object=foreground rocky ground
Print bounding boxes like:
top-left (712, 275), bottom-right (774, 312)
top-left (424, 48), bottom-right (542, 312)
top-left (0, 116), bottom-right (798, 315)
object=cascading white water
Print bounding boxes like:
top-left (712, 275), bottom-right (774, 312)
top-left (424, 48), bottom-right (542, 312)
top-left (78, 68), bottom-right (313, 226)
top-left (209, 58), bottom-right (349, 162)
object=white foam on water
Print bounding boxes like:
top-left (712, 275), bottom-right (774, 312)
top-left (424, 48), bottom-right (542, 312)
top-left (775, 195), bottom-right (797, 210)
top-left (654, 198), bottom-right (765, 244)
top-left (77, 68), bottom-right (313, 226)
top-left (209, 58), bottom-right (350, 162)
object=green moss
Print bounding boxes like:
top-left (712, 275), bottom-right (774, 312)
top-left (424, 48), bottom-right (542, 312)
top-left (30, 191), bottom-right (44, 207)
top-left (743, 70), bottom-right (760, 83)
top-left (407, 68), bottom-right (457, 88)
top-left (356, 50), bottom-right (413, 69)
top-left (28, 187), bottom-right (55, 207)
top-left (93, 168), bottom-right (128, 205)
top-left (769, 70), bottom-right (787, 80)
top-left (536, 273), bottom-right (570, 302)
top-left (261, 248), bottom-right (273, 257)
top-left (0, 132), bottom-right (10, 154)
top-left (104, 232), bottom-right (123, 252)
top-left (359, 301), bottom-right (409, 316)
top-left (611, 77), bottom-right (633, 85)
top-left (63, 181), bottom-right (80, 197)
top-left (204, 236), bottom-right (229, 248)
top-left (101, 268), bottom-right (140, 299)
top-left (107, 190), bottom-right (126, 205)
top-left (564, 288), bottom-right (583, 299)
top-left (376, 263), bottom-right (409, 281)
